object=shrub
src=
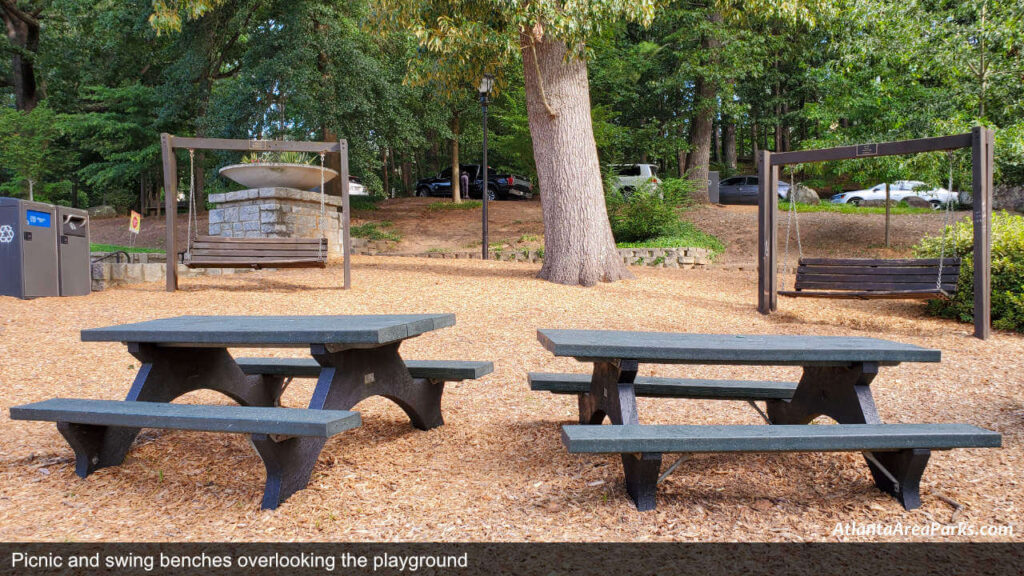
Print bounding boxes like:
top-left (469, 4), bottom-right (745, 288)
top-left (914, 211), bottom-right (1024, 332)
top-left (605, 184), bottom-right (678, 242)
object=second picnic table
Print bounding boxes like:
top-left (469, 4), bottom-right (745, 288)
top-left (531, 330), bottom-right (1000, 511)
top-left (12, 314), bottom-right (493, 509)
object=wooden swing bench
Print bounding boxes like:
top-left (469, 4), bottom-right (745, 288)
top-left (181, 235), bottom-right (328, 269)
top-left (778, 257), bottom-right (960, 300)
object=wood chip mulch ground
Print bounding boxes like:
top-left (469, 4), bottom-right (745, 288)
top-left (1, 257), bottom-right (1020, 542)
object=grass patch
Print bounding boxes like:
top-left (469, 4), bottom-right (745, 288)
top-left (781, 201), bottom-right (939, 215)
top-left (91, 243), bottom-right (164, 254)
top-left (428, 200), bottom-right (482, 211)
top-left (616, 221), bottom-right (724, 256)
top-left (350, 222), bottom-right (401, 242)
top-left (517, 234), bottom-right (540, 243)
top-left (349, 196), bottom-right (384, 211)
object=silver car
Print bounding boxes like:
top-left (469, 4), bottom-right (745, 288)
top-left (719, 175), bottom-right (791, 205)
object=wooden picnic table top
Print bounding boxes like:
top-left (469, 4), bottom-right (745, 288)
top-left (537, 330), bottom-right (940, 366)
top-left (82, 314), bottom-right (456, 348)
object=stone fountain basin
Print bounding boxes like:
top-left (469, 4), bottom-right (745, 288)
top-left (219, 163), bottom-right (339, 191)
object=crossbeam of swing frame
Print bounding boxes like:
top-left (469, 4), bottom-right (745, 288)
top-left (757, 127), bottom-right (994, 340)
top-left (159, 133), bottom-right (351, 292)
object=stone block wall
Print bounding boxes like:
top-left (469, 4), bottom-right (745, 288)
top-left (207, 188), bottom-right (343, 253)
top-left (90, 252), bottom-right (250, 291)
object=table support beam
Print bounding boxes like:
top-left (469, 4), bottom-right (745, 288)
top-left (581, 360), bottom-right (663, 511)
top-left (765, 362), bottom-right (930, 509)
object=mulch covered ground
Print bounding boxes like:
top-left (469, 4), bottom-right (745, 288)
top-left (1, 257), bottom-right (1020, 541)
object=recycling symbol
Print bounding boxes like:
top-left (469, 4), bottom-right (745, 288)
top-left (0, 225), bottom-right (13, 244)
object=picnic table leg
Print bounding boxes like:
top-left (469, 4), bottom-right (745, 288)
top-left (309, 343), bottom-right (444, 430)
top-left (587, 360), bottom-right (662, 512)
top-left (59, 344), bottom-right (281, 478)
top-left (764, 362), bottom-right (930, 510)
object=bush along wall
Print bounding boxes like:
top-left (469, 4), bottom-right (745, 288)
top-left (914, 211), bottom-right (1024, 332)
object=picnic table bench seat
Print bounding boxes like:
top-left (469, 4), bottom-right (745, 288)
top-left (562, 423), bottom-right (1001, 511)
top-left (529, 372), bottom-right (797, 401)
top-left (181, 236), bottom-right (328, 269)
top-left (235, 357), bottom-right (494, 381)
top-left (10, 398), bottom-right (361, 509)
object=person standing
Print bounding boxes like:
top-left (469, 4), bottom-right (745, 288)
top-left (460, 170), bottom-right (470, 202)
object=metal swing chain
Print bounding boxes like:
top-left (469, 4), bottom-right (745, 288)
top-left (936, 152), bottom-right (956, 296)
top-left (779, 171), bottom-right (802, 292)
top-left (316, 151), bottom-right (327, 261)
top-left (185, 149), bottom-right (197, 262)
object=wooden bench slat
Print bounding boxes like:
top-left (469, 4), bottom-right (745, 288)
top-left (779, 290), bottom-right (947, 299)
top-left (195, 236), bottom-right (325, 245)
top-left (795, 281), bottom-right (957, 291)
top-left (798, 258), bottom-right (959, 267)
top-left (234, 357), bottom-right (494, 381)
top-left (190, 249), bottom-right (329, 257)
top-left (796, 273), bottom-right (958, 283)
top-left (528, 372), bottom-right (796, 400)
top-left (10, 398), bottom-right (361, 438)
top-left (186, 259), bottom-right (327, 269)
top-left (798, 265), bottom-right (959, 276)
top-left (561, 423), bottom-right (1002, 454)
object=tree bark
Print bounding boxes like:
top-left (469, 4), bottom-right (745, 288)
top-left (381, 148), bottom-right (390, 198)
top-left (450, 111), bottom-right (461, 203)
top-left (1, 2), bottom-right (41, 111)
top-left (723, 117), bottom-right (737, 170)
top-left (684, 11), bottom-right (721, 202)
top-left (685, 74), bottom-right (715, 202)
top-left (521, 29), bottom-right (631, 286)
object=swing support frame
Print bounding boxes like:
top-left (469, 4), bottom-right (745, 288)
top-left (757, 127), bottom-right (994, 340)
top-left (159, 134), bottom-right (351, 292)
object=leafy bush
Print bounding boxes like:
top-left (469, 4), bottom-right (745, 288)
top-left (914, 211), bottom-right (1024, 332)
top-left (604, 177), bottom-right (696, 243)
top-left (350, 222), bottom-right (401, 242)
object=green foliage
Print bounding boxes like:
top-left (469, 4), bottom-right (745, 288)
top-left (349, 196), bottom-right (383, 211)
top-left (914, 211), bottom-right (1024, 332)
top-left (0, 104), bottom-right (74, 202)
top-left (350, 221), bottom-right (401, 241)
top-left (242, 151), bottom-right (315, 164)
top-left (428, 200), bottom-right (481, 211)
top-left (616, 221), bottom-right (724, 256)
top-left (91, 243), bottom-right (166, 254)
top-left (605, 183), bottom-right (679, 243)
top-left (779, 201), bottom-right (937, 215)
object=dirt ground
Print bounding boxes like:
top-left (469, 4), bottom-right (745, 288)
top-left (1, 257), bottom-right (1020, 542)
top-left (90, 199), bottom-right (965, 266)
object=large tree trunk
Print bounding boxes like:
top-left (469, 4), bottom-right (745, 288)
top-left (684, 12), bottom-right (721, 202)
top-left (450, 112), bottom-right (461, 203)
top-left (723, 117), bottom-right (737, 170)
top-left (685, 74), bottom-right (715, 203)
top-left (521, 29), bottom-right (631, 286)
top-left (2, 2), bottom-right (41, 111)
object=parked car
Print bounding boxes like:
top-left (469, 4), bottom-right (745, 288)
top-left (415, 165), bottom-right (532, 200)
top-left (718, 175), bottom-right (791, 205)
top-left (830, 181), bottom-right (958, 208)
top-left (348, 176), bottom-right (367, 196)
top-left (612, 164), bottom-right (661, 195)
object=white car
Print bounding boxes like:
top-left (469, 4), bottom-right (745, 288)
top-left (830, 180), bottom-right (957, 208)
top-left (347, 176), bottom-right (367, 196)
top-left (612, 164), bottom-right (661, 194)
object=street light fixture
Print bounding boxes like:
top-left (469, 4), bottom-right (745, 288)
top-left (479, 73), bottom-right (494, 260)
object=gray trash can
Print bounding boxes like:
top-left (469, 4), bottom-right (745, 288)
top-left (0, 197), bottom-right (59, 299)
top-left (56, 206), bottom-right (91, 296)
top-left (708, 171), bottom-right (720, 204)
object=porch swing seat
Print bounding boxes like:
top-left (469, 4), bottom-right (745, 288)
top-left (182, 236), bottom-right (328, 269)
top-left (778, 257), bottom-right (960, 300)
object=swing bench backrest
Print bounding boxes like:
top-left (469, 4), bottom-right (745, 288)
top-left (182, 236), bottom-right (328, 269)
top-left (779, 257), bottom-right (960, 299)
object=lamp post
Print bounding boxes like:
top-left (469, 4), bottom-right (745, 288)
top-left (479, 73), bottom-right (494, 260)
